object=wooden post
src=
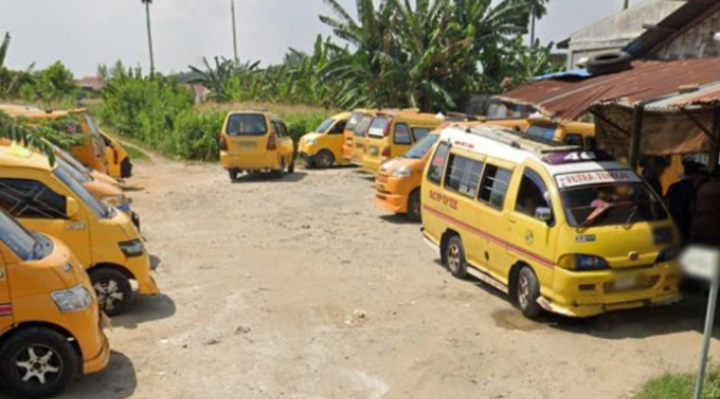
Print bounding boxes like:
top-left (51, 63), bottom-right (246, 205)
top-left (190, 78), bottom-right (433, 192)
top-left (709, 107), bottom-right (720, 170)
top-left (629, 105), bottom-right (645, 169)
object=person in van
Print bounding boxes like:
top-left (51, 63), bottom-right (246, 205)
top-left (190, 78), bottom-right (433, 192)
top-left (666, 161), bottom-right (708, 243)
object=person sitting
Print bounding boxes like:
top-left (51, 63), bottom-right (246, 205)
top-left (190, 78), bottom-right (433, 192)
top-left (665, 161), bottom-right (708, 243)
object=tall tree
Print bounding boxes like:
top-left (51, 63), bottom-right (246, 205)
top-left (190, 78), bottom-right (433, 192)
top-left (142, 0), bottom-right (156, 76)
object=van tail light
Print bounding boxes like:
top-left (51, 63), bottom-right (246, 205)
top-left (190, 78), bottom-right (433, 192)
top-left (382, 147), bottom-right (391, 158)
top-left (267, 133), bottom-right (277, 151)
top-left (220, 135), bottom-right (228, 151)
top-left (383, 119), bottom-right (393, 137)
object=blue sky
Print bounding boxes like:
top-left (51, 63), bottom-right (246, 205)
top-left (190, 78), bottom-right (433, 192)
top-left (0, 0), bottom-right (636, 77)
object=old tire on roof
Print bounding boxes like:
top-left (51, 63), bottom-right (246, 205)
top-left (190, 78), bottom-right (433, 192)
top-left (586, 51), bottom-right (632, 76)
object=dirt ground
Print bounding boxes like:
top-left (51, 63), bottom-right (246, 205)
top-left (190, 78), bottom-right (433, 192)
top-left (28, 155), bottom-right (720, 399)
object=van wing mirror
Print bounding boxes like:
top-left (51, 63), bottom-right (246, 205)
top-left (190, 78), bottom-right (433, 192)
top-left (535, 207), bottom-right (552, 223)
top-left (66, 197), bottom-right (80, 220)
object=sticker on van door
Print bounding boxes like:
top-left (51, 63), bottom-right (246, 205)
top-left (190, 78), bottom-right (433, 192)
top-left (66, 223), bottom-right (86, 231)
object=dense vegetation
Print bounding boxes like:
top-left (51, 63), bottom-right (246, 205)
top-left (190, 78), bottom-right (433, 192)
top-left (191, 0), bottom-right (560, 112)
top-left (0, 0), bottom-right (561, 161)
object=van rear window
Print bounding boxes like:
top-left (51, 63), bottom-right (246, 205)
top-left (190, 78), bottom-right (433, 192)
top-left (368, 117), bottom-right (389, 138)
top-left (226, 114), bottom-right (267, 136)
top-left (346, 112), bottom-right (363, 131)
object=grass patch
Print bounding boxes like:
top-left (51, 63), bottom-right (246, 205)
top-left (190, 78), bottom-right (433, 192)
top-left (634, 364), bottom-right (720, 399)
top-left (125, 145), bottom-right (149, 161)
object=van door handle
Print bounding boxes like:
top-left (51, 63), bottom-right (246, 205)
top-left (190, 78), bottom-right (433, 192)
top-left (509, 218), bottom-right (517, 224)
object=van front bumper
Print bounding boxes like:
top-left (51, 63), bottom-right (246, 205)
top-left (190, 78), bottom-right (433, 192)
top-left (298, 151), bottom-right (316, 164)
top-left (541, 262), bottom-right (681, 317)
top-left (128, 254), bottom-right (161, 295)
top-left (83, 329), bottom-right (110, 375)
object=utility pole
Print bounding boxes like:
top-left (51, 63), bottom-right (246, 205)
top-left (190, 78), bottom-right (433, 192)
top-left (142, 0), bottom-right (156, 77)
top-left (623, 0), bottom-right (630, 10)
top-left (231, 0), bottom-right (239, 66)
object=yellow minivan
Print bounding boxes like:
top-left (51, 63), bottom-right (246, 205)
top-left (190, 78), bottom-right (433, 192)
top-left (0, 145), bottom-right (159, 316)
top-left (521, 117), bottom-right (596, 149)
top-left (298, 112), bottom-right (351, 169)
top-left (376, 119), bottom-right (525, 221)
top-left (0, 208), bottom-right (109, 398)
top-left (99, 130), bottom-right (133, 179)
top-left (362, 111), bottom-right (443, 173)
top-left (0, 105), bottom-right (109, 174)
top-left (220, 111), bottom-right (295, 181)
top-left (421, 124), bottom-right (680, 318)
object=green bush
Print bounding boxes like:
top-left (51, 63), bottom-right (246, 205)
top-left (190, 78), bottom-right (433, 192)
top-left (166, 110), bottom-right (224, 161)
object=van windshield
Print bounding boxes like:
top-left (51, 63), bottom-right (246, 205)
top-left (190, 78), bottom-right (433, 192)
top-left (404, 134), bottom-right (439, 159)
top-left (57, 157), bottom-right (91, 183)
top-left (315, 118), bottom-right (336, 134)
top-left (368, 117), bottom-right (389, 138)
top-left (226, 114), bottom-right (267, 136)
top-left (560, 182), bottom-right (668, 228)
top-left (54, 166), bottom-right (110, 219)
top-left (346, 112), bottom-right (363, 132)
top-left (51, 143), bottom-right (92, 175)
top-left (0, 209), bottom-right (38, 261)
top-left (354, 116), bottom-right (373, 138)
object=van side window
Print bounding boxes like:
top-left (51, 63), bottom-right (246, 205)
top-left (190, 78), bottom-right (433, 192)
top-left (273, 122), bottom-right (288, 137)
top-left (427, 142), bottom-right (450, 185)
top-left (394, 123), bottom-right (411, 145)
top-left (515, 169), bottom-right (551, 219)
top-left (445, 155), bottom-right (484, 198)
top-left (0, 179), bottom-right (67, 219)
top-left (412, 128), bottom-right (431, 142)
top-left (478, 164), bottom-right (512, 210)
top-left (331, 121), bottom-right (346, 135)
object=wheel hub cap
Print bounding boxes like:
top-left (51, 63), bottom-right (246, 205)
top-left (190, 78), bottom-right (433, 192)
top-left (94, 279), bottom-right (124, 311)
top-left (15, 346), bottom-right (61, 385)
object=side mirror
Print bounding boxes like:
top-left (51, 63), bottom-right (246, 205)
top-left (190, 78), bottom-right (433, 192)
top-left (535, 207), bottom-right (552, 223)
top-left (66, 197), bottom-right (80, 220)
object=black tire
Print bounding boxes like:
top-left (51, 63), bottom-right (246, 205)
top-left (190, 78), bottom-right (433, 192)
top-left (0, 328), bottom-right (78, 399)
top-left (445, 235), bottom-right (468, 279)
top-left (90, 268), bottom-right (132, 317)
top-left (274, 159), bottom-right (285, 179)
top-left (228, 169), bottom-right (239, 182)
top-left (288, 157), bottom-right (295, 174)
top-left (315, 150), bottom-right (335, 169)
top-left (406, 190), bottom-right (421, 222)
top-left (515, 266), bottom-right (543, 319)
top-left (586, 51), bottom-right (632, 75)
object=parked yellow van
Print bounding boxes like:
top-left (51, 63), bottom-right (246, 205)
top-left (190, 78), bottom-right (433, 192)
top-left (298, 112), bottom-right (352, 169)
top-left (521, 117), bottom-right (596, 149)
top-left (50, 141), bottom-right (119, 187)
top-left (99, 130), bottom-right (133, 179)
top-left (377, 119), bottom-right (526, 221)
top-left (421, 124), bottom-right (680, 318)
top-left (220, 111), bottom-right (295, 181)
top-left (0, 145), bottom-right (159, 316)
top-left (0, 105), bottom-right (108, 174)
top-left (0, 208), bottom-right (109, 398)
top-left (362, 111), bottom-right (443, 173)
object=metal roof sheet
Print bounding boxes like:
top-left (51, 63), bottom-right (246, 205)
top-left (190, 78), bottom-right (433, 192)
top-left (495, 58), bottom-right (720, 120)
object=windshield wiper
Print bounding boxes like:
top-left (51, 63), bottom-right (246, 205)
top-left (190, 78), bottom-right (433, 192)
top-left (577, 204), bottom-right (614, 230)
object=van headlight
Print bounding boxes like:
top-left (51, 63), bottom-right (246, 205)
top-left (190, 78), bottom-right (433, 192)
top-left (306, 138), bottom-right (318, 145)
top-left (103, 195), bottom-right (129, 208)
top-left (391, 166), bottom-right (413, 178)
top-left (51, 285), bottom-right (93, 312)
top-left (119, 239), bottom-right (144, 257)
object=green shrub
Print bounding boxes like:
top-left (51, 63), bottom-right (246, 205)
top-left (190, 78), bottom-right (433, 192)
top-left (634, 363), bottom-right (720, 399)
top-left (166, 110), bottom-right (224, 161)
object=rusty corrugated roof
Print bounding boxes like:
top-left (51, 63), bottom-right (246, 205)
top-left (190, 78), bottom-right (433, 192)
top-left (495, 58), bottom-right (720, 120)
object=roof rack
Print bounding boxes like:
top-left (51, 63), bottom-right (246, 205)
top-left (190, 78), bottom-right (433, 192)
top-left (463, 125), bottom-right (582, 155)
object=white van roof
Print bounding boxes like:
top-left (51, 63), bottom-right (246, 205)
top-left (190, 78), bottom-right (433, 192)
top-left (440, 125), bottom-right (633, 178)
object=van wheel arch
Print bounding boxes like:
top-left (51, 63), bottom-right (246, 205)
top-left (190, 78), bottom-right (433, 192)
top-left (89, 264), bottom-right (134, 316)
top-left (509, 262), bottom-right (543, 319)
top-left (0, 322), bottom-right (83, 377)
top-left (440, 229), bottom-right (460, 265)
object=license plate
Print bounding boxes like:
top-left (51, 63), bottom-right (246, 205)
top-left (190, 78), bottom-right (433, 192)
top-left (613, 277), bottom-right (637, 291)
top-left (237, 141), bottom-right (256, 149)
top-left (369, 147), bottom-right (379, 156)
top-left (356, 143), bottom-right (364, 148)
